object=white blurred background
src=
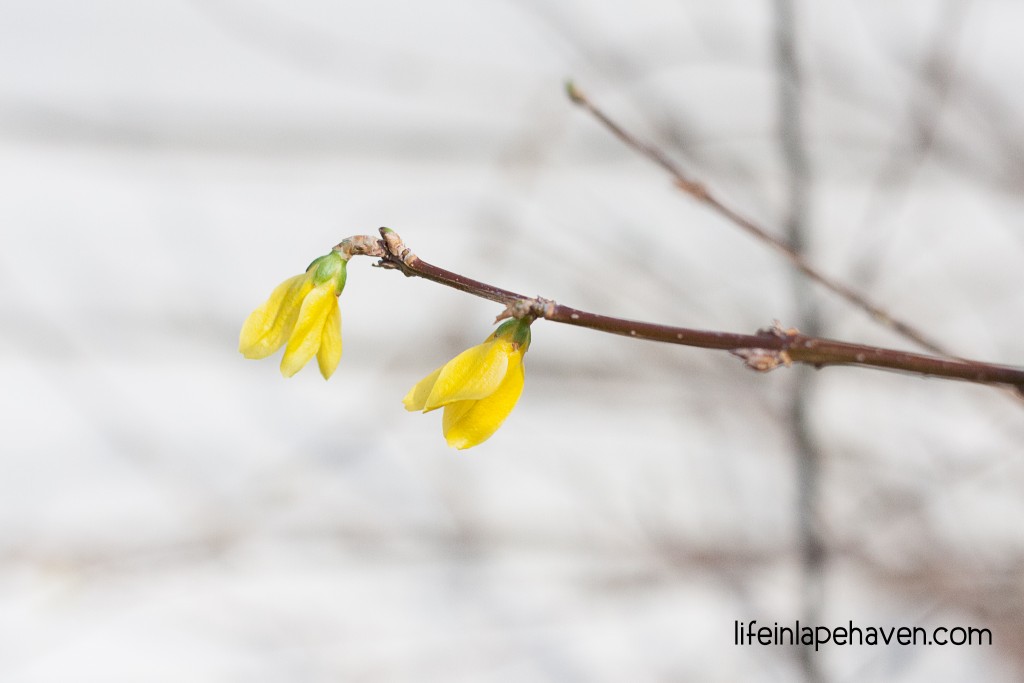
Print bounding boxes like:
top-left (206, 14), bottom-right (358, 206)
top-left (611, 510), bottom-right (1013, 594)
top-left (3, 1), bottom-right (1024, 681)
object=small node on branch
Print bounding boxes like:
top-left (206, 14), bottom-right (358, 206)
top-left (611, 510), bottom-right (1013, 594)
top-left (759, 320), bottom-right (801, 339)
top-left (495, 297), bottom-right (557, 324)
top-left (732, 348), bottom-right (792, 372)
top-left (735, 322), bottom-right (800, 371)
top-left (378, 227), bottom-right (417, 267)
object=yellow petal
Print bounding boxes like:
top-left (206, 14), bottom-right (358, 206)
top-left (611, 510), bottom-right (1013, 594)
top-left (403, 365), bottom-right (443, 412)
top-left (280, 282), bottom-right (336, 377)
top-left (423, 339), bottom-right (514, 410)
top-left (442, 351), bottom-right (525, 449)
top-left (316, 302), bottom-right (342, 379)
top-left (239, 274), bottom-right (313, 359)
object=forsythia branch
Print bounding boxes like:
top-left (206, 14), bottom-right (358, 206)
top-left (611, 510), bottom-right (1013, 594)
top-left (336, 228), bottom-right (1024, 394)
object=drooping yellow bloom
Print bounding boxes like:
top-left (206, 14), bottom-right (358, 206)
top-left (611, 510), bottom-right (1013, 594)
top-left (404, 319), bottom-right (532, 449)
top-left (239, 251), bottom-right (347, 379)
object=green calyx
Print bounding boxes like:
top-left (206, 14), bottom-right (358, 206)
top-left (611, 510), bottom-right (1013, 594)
top-left (308, 252), bottom-right (348, 293)
top-left (493, 317), bottom-right (532, 351)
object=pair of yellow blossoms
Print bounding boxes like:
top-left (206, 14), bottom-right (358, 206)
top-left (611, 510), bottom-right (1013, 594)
top-left (238, 251), bottom-right (531, 449)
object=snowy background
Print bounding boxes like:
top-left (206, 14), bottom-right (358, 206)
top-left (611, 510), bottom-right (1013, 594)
top-left (3, 1), bottom-right (1024, 681)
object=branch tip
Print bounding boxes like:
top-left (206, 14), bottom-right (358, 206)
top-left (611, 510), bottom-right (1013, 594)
top-left (565, 80), bottom-right (584, 105)
top-left (378, 226), bottom-right (417, 266)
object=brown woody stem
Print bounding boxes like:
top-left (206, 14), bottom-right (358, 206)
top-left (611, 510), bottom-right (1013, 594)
top-left (343, 229), bottom-right (1024, 393)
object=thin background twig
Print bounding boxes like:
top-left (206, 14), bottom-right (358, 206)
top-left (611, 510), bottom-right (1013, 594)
top-left (565, 82), bottom-right (955, 358)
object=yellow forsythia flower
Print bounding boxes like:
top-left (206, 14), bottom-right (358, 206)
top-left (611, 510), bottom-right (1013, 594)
top-left (404, 319), bottom-right (532, 449)
top-left (239, 251), bottom-right (347, 379)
